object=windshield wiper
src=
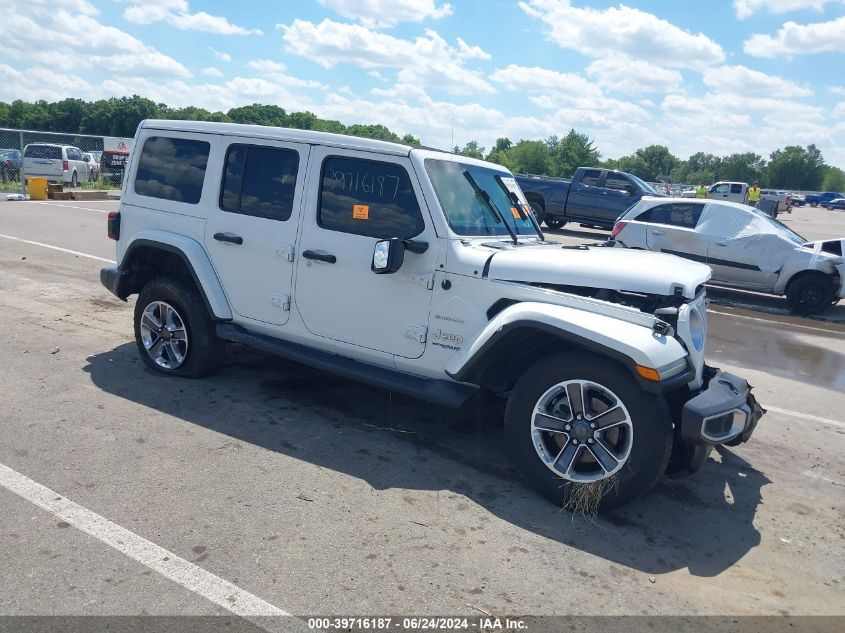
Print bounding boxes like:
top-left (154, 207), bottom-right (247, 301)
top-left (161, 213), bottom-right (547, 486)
top-left (494, 175), bottom-right (544, 241)
top-left (463, 170), bottom-right (518, 245)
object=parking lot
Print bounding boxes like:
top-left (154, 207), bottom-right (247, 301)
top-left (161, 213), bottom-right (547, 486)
top-left (1, 199), bottom-right (844, 623)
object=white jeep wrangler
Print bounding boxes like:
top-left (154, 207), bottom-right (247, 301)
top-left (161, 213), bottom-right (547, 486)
top-left (101, 120), bottom-right (763, 509)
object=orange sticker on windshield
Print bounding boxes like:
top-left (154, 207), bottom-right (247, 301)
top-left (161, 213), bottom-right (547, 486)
top-left (353, 204), bottom-right (369, 219)
top-left (511, 206), bottom-right (521, 219)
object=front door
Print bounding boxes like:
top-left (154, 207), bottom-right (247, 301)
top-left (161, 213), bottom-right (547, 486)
top-left (295, 147), bottom-right (436, 359)
top-left (566, 169), bottom-right (603, 218)
top-left (643, 201), bottom-right (708, 264)
top-left (601, 172), bottom-right (639, 223)
top-left (205, 137), bottom-right (309, 326)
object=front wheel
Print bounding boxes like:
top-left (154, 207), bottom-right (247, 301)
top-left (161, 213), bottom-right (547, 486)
top-left (70, 172), bottom-right (78, 188)
top-left (528, 201), bottom-right (545, 226)
top-left (809, 201), bottom-right (818, 208)
top-left (504, 352), bottom-right (673, 510)
top-left (786, 273), bottom-right (835, 315)
top-left (134, 277), bottom-right (221, 377)
top-left (545, 216), bottom-right (566, 230)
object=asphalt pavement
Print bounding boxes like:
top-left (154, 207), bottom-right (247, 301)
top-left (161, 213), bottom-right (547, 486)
top-left (0, 199), bottom-right (843, 623)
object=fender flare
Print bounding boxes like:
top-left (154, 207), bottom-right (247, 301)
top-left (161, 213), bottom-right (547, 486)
top-left (445, 302), bottom-right (692, 393)
top-left (117, 230), bottom-right (232, 320)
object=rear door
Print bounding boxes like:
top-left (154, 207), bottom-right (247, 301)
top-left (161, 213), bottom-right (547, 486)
top-left (566, 169), bottom-right (603, 218)
top-left (23, 145), bottom-right (63, 180)
top-left (642, 201), bottom-right (708, 263)
top-left (205, 137), bottom-right (309, 327)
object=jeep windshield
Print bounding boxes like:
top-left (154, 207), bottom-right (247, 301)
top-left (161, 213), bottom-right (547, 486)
top-left (425, 158), bottom-right (540, 239)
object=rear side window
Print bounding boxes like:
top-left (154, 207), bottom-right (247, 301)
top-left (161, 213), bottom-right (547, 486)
top-left (318, 156), bottom-right (424, 239)
top-left (220, 144), bottom-right (300, 221)
top-left (578, 169), bottom-right (601, 187)
top-left (24, 145), bottom-right (61, 160)
top-left (134, 136), bottom-right (210, 204)
top-left (730, 184), bottom-right (744, 194)
top-left (638, 203), bottom-right (704, 228)
top-left (604, 174), bottom-right (630, 191)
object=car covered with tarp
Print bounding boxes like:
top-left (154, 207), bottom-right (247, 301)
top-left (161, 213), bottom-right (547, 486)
top-left (612, 197), bottom-right (844, 314)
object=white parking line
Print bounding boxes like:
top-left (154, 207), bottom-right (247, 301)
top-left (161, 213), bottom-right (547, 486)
top-left (25, 201), bottom-right (111, 213)
top-left (0, 233), bottom-right (115, 264)
top-left (765, 405), bottom-right (845, 429)
top-left (0, 461), bottom-right (290, 617)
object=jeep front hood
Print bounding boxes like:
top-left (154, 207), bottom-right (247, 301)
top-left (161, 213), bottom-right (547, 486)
top-left (485, 244), bottom-right (712, 299)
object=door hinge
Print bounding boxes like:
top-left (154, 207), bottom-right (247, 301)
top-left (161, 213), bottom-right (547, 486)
top-left (411, 272), bottom-right (434, 290)
top-left (403, 324), bottom-right (427, 344)
top-left (272, 294), bottom-right (291, 311)
top-left (275, 245), bottom-right (295, 262)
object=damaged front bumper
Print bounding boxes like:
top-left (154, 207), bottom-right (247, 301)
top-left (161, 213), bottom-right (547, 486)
top-left (670, 366), bottom-right (765, 477)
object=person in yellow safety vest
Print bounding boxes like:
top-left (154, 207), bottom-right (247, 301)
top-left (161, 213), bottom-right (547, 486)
top-left (695, 181), bottom-right (708, 198)
top-left (747, 181), bottom-right (761, 207)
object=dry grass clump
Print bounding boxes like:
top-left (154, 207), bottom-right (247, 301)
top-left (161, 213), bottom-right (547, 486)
top-left (561, 474), bottom-right (619, 518)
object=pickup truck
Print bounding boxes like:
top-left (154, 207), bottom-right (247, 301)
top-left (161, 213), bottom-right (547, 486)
top-left (516, 167), bottom-right (663, 230)
top-left (805, 191), bottom-right (844, 208)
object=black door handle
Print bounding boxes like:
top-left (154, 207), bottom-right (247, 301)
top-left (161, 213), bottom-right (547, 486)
top-left (302, 250), bottom-right (336, 264)
top-left (213, 232), bottom-right (243, 245)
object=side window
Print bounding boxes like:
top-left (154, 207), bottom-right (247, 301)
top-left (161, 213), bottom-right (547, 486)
top-left (134, 136), bottom-right (210, 204)
top-left (712, 184), bottom-right (729, 194)
top-left (220, 144), bottom-right (300, 221)
top-left (638, 203), bottom-right (703, 228)
top-left (318, 156), bottom-right (424, 239)
top-left (578, 169), bottom-right (601, 187)
top-left (730, 183), bottom-right (744, 194)
top-left (604, 174), bottom-right (630, 191)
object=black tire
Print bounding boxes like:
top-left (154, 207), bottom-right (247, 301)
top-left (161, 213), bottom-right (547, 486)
top-left (70, 171), bottom-right (78, 188)
top-left (504, 352), bottom-right (673, 510)
top-left (545, 216), bottom-right (566, 230)
top-left (786, 273), bottom-right (835, 315)
top-left (809, 201), bottom-right (818, 208)
top-left (133, 276), bottom-right (221, 377)
top-left (528, 201), bottom-right (545, 226)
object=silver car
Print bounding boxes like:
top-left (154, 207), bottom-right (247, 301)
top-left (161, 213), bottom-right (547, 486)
top-left (612, 197), bottom-right (845, 315)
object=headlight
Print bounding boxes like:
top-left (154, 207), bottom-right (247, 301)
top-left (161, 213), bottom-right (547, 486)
top-left (688, 304), bottom-right (705, 351)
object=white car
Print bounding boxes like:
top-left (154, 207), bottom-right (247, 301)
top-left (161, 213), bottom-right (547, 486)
top-left (22, 143), bottom-right (91, 187)
top-left (99, 120), bottom-right (762, 510)
top-left (84, 152), bottom-right (100, 180)
top-left (612, 197), bottom-right (845, 314)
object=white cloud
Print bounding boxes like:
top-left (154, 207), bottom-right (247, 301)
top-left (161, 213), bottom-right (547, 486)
top-left (586, 57), bottom-right (683, 94)
top-left (702, 65), bottom-right (812, 97)
top-left (247, 59), bottom-right (287, 73)
top-left (0, 5), bottom-right (191, 78)
top-left (519, 0), bottom-right (725, 69)
top-left (491, 65), bottom-right (602, 99)
top-left (279, 19), bottom-right (493, 95)
top-left (744, 16), bottom-right (845, 56)
top-left (734, 0), bottom-right (845, 19)
top-left (124, 0), bottom-right (262, 35)
top-left (829, 86), bottom-right (845, 95)
top-left (316, 0), bottom-right (453, 28)
top-left (201, 67), bottom-right (223, 77)
top-left (209, 48), bottom-right (232, 63)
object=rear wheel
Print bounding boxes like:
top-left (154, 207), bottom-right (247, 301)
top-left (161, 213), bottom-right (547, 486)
top-left (504, 352), bottom-right (673, 510)
top-left (545, 216), bottom-right (566, 230)
top-left (134, 277), bottom-right (221, 377)
top-left (786, 272), bottom-right (835, 315)
top-left (809, 201), bottom-right (818, 208)
top-left (70, 172), bottom-right (78, 188)
top-left (528, 201), bottom-right (545, 226)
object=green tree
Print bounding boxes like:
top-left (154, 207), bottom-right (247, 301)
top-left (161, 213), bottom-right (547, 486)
top-left (454, 140), bottom-right (485, 159)
top-left (821, 166), bottom-right (845, 191)
top-left (345, 123), bottom-right (401, 142)
top-left (765, 145), bottom-right (825, 189)
top-left (720, 152), bottom-right (765, 185)
top-left (401, 133), bottom-right (422, 146)
top-left (614, 145), bottom-right (678, 181)
top-left (505, 140), bottom-right (551, 175)
top-left (548, 129), bottom-right (600, 177)
top-left (485, 137), bottom-right (512, 165)
top-left (672, 152), bottom-right (722, 185)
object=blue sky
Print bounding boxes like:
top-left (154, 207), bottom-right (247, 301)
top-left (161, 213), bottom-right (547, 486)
top-left (3, 0), bottom-right (844, 166)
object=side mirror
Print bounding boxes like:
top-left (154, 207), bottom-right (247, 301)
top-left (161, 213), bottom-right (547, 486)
top-left (83, 155), bottom-right (90, 162)
top-left (372, 238), bottom-right (406, 274)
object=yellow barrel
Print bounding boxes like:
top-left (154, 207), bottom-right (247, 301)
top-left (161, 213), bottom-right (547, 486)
top-left (29, 177), bottom-right (48, 201)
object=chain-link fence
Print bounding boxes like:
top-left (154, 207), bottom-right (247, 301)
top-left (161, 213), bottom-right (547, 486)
top-left (0, 127), bottom-right (132, 197)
